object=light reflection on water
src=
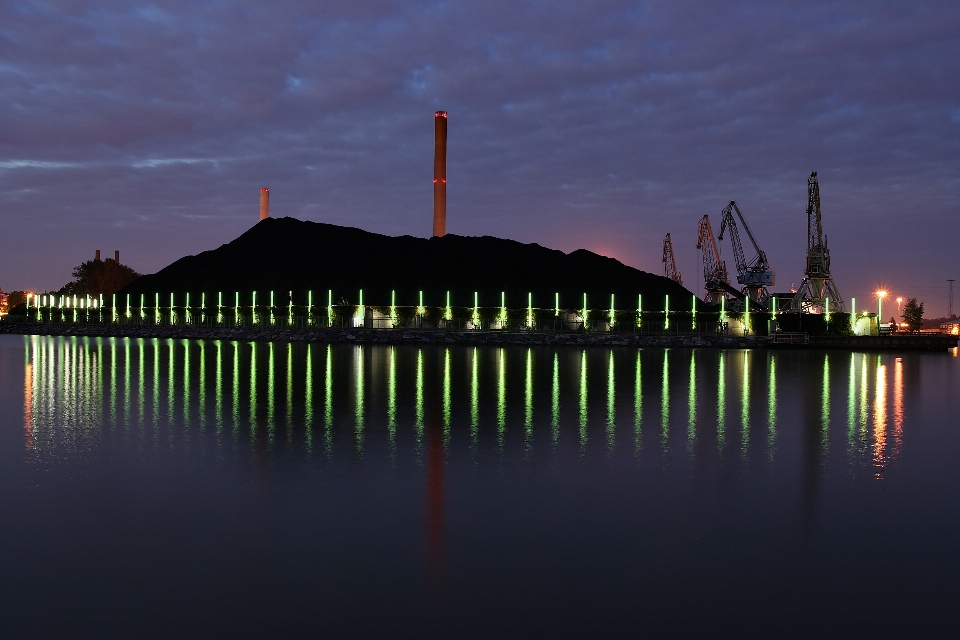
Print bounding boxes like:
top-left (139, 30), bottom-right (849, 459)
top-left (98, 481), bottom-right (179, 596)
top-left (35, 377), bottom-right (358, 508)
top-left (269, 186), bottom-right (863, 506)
top-left (19, 335), bottom-right (923, 476)
top-left (8, 335), bottom-right (960, 636)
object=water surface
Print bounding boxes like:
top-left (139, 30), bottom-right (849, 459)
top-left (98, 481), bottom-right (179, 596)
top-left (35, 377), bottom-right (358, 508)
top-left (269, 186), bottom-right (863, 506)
top-left (3, 335), bottom-right (959, 637)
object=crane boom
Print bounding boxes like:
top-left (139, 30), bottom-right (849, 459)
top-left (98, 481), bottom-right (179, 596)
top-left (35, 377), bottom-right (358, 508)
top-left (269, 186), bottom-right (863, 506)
top-left (696, 215), bottom-right (729, 306)
top-left (662, 233), bottom-right (682, 285)
top-left (717, 201), bottom-right (775, 310)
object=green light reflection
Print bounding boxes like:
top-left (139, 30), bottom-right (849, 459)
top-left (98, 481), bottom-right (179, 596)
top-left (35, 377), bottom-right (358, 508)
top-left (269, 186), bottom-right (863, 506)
top-left (250, 343), bottom-right (257, 444)
top-left (198, 342), bottom-right (206, 432)
top-left (355, 345), bottom-right (364, 457)
top-left (607, 350), bottom-right (615, 452)
top-left (847, 353), bottom-right (856, 457)
top-left (215, 342), bottom-right (223, 440)
top-left (444, 348), bottom-right (452, 431)
top-left (634, 350), bottom-right (642, 453)
top-left (660, 349), bottom-right (669, 454)
top-left (740, 351), bottom-right (750, 461)
top-left (286, 344), bottom-right (293, 442)
top-left (267, 343), bottom-right (276, 445)
top-left (470, 347), bottom-right (479, 445)
top-left (323, 345), bottom-right (333, 454)
top-left (387, 346), bottom-right (396, 452)
top-left (687, 350), bottom-right (696, 456)
top-left (497, 348), bottom-right (506, 449)
top-left (717, 351), bottom-right (726, 453)
top-left (415, 349), bottom-right (424, 448)
top-left (767, 353), bottom-right (777, 461)
top-left (821, 353), bottom-right (830, 454)
top-left (525, 348), bottom-right (534, 450)
top-left (579, 350), bottom-right (588, 451)
top-left (232, 342), bottom-right (240, 440)
top-left (552, 352), bottom-right (560, 447)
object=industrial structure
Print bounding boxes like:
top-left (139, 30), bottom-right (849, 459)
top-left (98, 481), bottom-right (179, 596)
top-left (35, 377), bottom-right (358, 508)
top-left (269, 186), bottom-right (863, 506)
top-left (696, 215), bottom-right (730, 306)
top-left (260, 187), bottom-right (269, 221)
top-left (949, 279), bottom-right (955, 318)
top-left (94, 250), bottom-right (121, 263)
top-left (662, 234), bottom-right (682, 285)
top-left (717, 201), bottom-right (775, 310)
top-left (792, 172), bottom-right (843, 312)
top-left (433, 111), bottom-right (447, 237)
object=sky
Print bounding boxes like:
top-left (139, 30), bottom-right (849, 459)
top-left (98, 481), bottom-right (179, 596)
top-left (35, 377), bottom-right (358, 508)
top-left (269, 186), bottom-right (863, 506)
top-left (1, 0), bottom-right (958, 316)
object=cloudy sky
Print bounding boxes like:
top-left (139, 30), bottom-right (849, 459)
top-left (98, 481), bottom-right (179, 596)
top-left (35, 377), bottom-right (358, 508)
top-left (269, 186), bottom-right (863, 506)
top-left (1, 0), bottom-right (958, 315)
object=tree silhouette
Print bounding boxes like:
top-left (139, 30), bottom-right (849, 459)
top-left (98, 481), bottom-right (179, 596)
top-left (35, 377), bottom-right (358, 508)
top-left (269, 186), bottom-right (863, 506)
top-left (59, 259), bottom-right (140, 296)
top-left (902, 298), bottom-right (924, 332)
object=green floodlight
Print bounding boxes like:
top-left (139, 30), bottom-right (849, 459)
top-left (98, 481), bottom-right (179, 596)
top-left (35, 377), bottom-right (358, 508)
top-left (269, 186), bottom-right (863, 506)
top-left (446, 291), bottom-right (452, 321)
top-left (851, 297), bottom-right (856, 333)
top-left (555, 292), bottom-right (559, 317)
top-left (609, 294), bottom-right (615, 327)
top-left (582, 293), bottom-right (588, 329)
top-left (825, 297), bottom-right (831, 322)
top-left (528, 292), bottom-right (533, 328)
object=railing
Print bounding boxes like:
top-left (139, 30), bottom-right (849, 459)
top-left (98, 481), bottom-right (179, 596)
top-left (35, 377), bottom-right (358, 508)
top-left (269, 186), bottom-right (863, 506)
top-left (7, 307), bottom-right (758, 337)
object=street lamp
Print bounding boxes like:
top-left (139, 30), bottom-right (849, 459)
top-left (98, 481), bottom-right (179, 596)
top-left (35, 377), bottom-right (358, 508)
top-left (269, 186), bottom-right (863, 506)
top-left (896, 296), bottom-right (903, 323)
top-left (877, 290), bottom-right (887, 332)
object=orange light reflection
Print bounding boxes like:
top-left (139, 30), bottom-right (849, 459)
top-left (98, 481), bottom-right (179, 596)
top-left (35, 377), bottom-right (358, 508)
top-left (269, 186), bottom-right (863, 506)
top-left (872, 364), bottom-right (887, 477)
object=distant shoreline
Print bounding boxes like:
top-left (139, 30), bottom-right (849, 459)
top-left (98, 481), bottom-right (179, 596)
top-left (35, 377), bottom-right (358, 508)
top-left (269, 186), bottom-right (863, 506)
top-left (1, 322), bottom-right (956, 351)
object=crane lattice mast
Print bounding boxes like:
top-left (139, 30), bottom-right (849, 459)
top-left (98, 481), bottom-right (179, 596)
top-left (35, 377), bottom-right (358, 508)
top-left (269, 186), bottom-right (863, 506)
top-left (696, 215), bottom-right (730, 306)
top-left (662, 233), bottom-right (682, 286)
top-left (792, 172), bottom-right (843, 313)
top-left (717, 201), bottom-right (775, 310)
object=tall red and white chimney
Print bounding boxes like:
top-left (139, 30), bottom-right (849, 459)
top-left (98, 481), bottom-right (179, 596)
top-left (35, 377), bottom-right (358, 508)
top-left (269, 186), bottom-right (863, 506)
top-left (260, 187), bottom-right (269, 221)
top-left (433, 112), bottom-right (447, 237)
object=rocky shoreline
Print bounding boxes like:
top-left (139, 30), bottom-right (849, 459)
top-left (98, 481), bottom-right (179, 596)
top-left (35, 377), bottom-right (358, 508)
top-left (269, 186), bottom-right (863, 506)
top-left (0, 322), bottom-right (758, 348)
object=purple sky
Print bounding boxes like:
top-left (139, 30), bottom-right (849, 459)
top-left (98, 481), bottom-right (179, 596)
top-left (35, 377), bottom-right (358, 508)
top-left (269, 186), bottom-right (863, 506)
top-left (2, 1), bottom-right (958, 315)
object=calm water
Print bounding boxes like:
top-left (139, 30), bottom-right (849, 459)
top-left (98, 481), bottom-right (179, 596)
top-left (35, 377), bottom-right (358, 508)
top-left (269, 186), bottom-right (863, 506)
top-left (2, 334), bottom-right (959, 638)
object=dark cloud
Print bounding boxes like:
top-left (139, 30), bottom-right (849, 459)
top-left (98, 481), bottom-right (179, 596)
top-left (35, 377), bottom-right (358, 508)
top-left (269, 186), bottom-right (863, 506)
top-left (1, 0), bottom-right (958, 314)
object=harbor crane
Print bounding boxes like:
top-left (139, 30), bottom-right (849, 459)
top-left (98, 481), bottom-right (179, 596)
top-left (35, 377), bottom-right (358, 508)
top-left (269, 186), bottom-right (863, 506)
top-left (792, 172), bottom-right (844, 313)
top-left (717, 201), bottom-right (775, 310)
top-left (696, 215), bottom-right (733, 306)
top-left (662, 233), bottom-right (682, 285)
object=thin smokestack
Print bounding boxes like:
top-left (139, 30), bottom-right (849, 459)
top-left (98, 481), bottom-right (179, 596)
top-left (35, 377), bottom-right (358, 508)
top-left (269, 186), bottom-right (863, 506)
top-left (95, 250), bottom-right (101, 261)
top-left (115, 250), bottom-right (119, 264)
top-left (433, 111), bottom-right (447, 237)
top-left (260, 187), bottom-right (269, 221)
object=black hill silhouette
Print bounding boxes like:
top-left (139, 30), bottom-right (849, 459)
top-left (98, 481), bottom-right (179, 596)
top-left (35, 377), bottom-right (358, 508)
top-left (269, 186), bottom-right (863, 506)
top-left (119, 217), bottom-right (700, 311)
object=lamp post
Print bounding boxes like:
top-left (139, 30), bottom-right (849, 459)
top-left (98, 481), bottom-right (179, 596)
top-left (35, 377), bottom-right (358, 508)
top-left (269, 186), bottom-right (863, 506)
top-left (877, 290), bottom-right (887, 333)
